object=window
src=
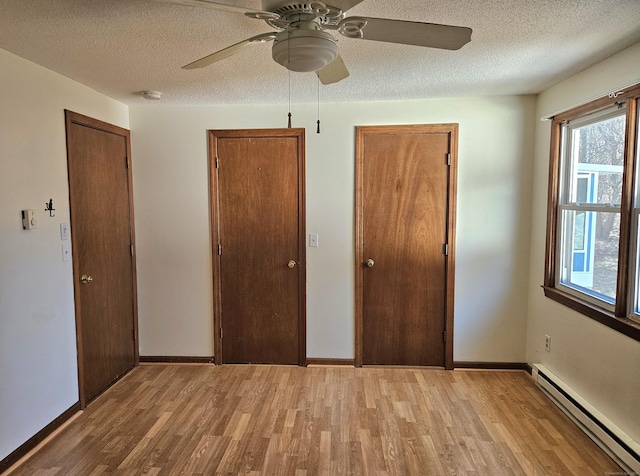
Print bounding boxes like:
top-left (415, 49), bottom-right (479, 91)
top-left (544, 85), bottom-right (640, 341)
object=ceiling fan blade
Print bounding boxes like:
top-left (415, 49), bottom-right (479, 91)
top-left (162, 0), bottom-right (280, 20)
top-left (328, 0), bottom-right (366, 13)
top-left (340, 16), bottom-right (472, 50)
top-left (316, 55), bottom-right (350, 85)
top-left (182, 32), bottom-right (277, 69)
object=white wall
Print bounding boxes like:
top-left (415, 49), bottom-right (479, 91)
top-left (526, 42), bottom-right (640, 443)
top-left (130, 94), bottom-right (536, 362)
top-left (0, 49), bottom-right (129, 462)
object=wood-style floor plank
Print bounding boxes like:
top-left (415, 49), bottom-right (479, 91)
top-left (6, 365), bottom-right (621, 475)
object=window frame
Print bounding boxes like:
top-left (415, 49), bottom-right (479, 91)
top-left (543, 85), bottom-right (640, 342)
top-left (555, 106), bottom-right (625, 309)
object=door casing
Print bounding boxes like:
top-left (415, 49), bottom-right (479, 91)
top-left (355, 124), bottom-right (458, 369)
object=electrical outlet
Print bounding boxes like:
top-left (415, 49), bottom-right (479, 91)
top-left (544, 335), bottom-right (551, 352)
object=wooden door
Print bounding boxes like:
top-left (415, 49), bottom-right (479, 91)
top-left (355, 125), bottom-right (458, 368)
top-left (210, 129), bottom-right (305, 365)
top-left (65, 111), bottom-right (138, 406)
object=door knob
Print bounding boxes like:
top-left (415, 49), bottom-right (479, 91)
top-left (81, 274), bottom-right (94, 284)
top-left (288, 260), bottom-right (297, 268)
top-left (366, 259), bottom-right (375, 268)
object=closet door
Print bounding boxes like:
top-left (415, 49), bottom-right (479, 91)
top-left (210, 129), bottom-right (306, 364)
top-left (356, 124), bottom-right (458, 367)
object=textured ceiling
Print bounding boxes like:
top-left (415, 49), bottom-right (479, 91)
top-left (1, 0), bottom-right (639, 106)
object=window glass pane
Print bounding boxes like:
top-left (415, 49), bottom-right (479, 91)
top-left (560, 210), bottom-right (620, 302)
top-left (568, 114), bottom-right (626, 205)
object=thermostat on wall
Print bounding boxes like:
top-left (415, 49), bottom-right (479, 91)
top-left (22, 209), bottom-right (37, 230)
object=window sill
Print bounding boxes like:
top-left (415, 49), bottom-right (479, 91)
top-left (543, 286), bottom-right (640, 343)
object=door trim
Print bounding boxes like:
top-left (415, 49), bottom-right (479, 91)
top-left (65, 110), bottom-right (139, 407)
top-left (208, 128), bottom-right (307, 365)
top-left (355, 124), bottom-right (458, 369)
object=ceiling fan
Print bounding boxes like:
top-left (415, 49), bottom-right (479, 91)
top-left (164, 0), bottom-right (472, 84)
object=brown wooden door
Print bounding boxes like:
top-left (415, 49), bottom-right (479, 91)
top-left (356, 125), bottom-right (458, 368)
top-left (65, 111), bottom-right (138, 405)
top-left (210, 129), bottom-right (305, 365)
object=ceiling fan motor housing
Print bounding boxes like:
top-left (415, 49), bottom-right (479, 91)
top-left (272, 29), bottom-right (338, 72)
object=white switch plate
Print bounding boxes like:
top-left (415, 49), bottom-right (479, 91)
top-left (60, 223), bottom-right (70, 240)
top-left (309, 233), bottom-right (319, 247)
top-left (62, 242), bottom-right (71, 262)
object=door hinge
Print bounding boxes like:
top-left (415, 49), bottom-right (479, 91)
top-left (220, 327), bottom-right (223, 339)
top-left (443, 331), bottom-right (447, 343)
top-left (130, 244), bottom-right (135, 256)
top-left (125, 156), bottom-right (130, 169)
top-left (215, 157), bottom-right (219, 169)
top-left (132, 328), bottom-right (136, 341)
top-left (217, 244), bottom-right (222, 255)
top-left (446, 153), bottom-right (451, 166)
top-left (443, 243), bottom-right (448, 256)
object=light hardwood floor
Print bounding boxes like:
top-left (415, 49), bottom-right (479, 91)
top-left (6, 365), bottom-right (621, 475)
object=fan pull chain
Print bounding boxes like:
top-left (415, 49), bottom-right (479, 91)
top-left (316, 76), bottom-right (321, 134)
top-left (287, 30), bottom-right (292, 128)
top-left (287, 69), bottom-right (292, 128)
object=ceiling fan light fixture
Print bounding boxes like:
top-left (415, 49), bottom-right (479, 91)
top-left (272, 29), bottom-right (338, 72)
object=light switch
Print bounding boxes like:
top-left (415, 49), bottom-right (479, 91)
top-left (309, 233), bottom-right (319, 247)
top-left (60, 223), bottom-right (70, 240)
top-left (22, 209), bottom-right (37, 230)
top-left (62, 242), bottom-right (71, 262)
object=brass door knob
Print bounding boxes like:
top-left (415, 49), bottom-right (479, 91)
top-left (366, 259), bottom-right (375, 268)
top-left (81, 274), bottom-right (94, 284)
top-left (288, 260), bottom-right (297, 268)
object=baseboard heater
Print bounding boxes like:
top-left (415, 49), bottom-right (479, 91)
top-left (532, 364), bottom-right (640, 474)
